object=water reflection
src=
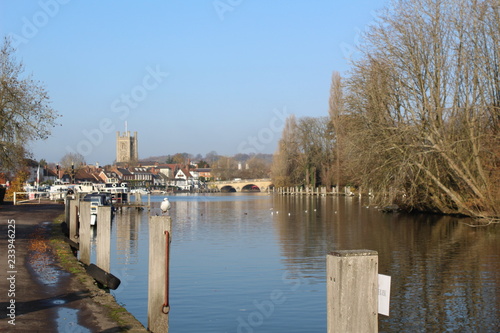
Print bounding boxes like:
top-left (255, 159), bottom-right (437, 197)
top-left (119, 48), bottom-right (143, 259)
top-left (271, 195), bottom-right (500, 332)
top-left (106, 194), bottom-right (499, 332)
top-left (115, 209), bottom-right (142, 264)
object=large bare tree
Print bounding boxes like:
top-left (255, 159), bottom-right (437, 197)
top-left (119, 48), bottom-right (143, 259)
top-left (0, 37), bottom-right (59, 170)
top-left (344, 0), bottom-right (500, 218)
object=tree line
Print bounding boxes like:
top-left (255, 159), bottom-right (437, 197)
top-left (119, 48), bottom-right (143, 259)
top-left (271, 0), bottom-right (499, 219)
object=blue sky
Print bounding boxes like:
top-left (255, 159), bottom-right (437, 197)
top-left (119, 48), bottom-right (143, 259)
top-left (1, 0), bottom-right (387, 165)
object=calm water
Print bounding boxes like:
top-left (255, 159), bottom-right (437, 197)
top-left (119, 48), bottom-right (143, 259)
top-left (99, 193), bottom-right (499, 332)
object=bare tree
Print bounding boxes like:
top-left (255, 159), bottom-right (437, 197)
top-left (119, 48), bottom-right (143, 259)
top-left (271, 115), bottom-right (336, 188)
top-left (0, 37), bottom-right (59, 171)
top-left (344, 0), bottom-right (500, 218)
top-left (296, 117), bottom-right (336, 188)
top-left (271, 115), bottom-right (301, 187)
top-left (60, 152), bottom-right (86, 181)
top-left (328, 71), bottom-right (344, 190)
top-left (211, 156), bottom-right (238, 180)
top-left (239, 156), bottom-right (270, 179)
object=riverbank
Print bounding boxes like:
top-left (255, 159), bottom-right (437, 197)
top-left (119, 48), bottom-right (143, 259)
top-left (0, 202), bottom-right (146, 332)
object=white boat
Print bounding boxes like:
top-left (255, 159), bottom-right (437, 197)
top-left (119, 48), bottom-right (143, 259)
top-left (96, 182), bottom-right (129, 204)
top-left (82, 193), bottom-right (112, 226)
top-left (130, 188), bottom-right (149, 195)
top-left (73, 181), bottom-right (96, 193)
top-left (49, 180), bottom-right (70, 200)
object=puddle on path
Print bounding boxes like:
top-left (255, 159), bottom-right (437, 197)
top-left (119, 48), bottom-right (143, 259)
top-left (56, 307), bottom-right (91, 333)
top-left (28, 221), bottom-right (68, 285)
top-left (26, 223), bottom-right (92, 332)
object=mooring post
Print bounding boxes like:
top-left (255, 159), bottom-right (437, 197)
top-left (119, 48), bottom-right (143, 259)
top-left (65, 196), bottom-right (70, 225)
top-left (96, 206), bottom-right (112, 273)
top-left (68, 198), bottom-right (79, 244)
top-left (79, 201), bottom-right (91, 266)
top-left (148, 215), bottom-right (172, 332)
top-left (326, 250), bottom-right (378, 333)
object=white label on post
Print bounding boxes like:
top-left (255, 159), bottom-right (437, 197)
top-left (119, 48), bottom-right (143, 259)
top-left (378, 274), bottom-right (391, 316)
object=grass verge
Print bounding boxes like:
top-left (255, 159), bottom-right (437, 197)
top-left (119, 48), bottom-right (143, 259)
top-left (49, 213), bottom-right (147, 332)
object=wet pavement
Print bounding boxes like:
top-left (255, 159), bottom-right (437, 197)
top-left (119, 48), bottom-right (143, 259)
top-left (0, 203), bottom-right (146, 332)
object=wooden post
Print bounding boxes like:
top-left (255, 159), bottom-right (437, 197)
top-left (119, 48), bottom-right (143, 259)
top-left (65, 196), bottom-right (70, 225)
top-left (69, 199), bottom-right (79, 244)
top-left (148, 216), bottom-right (171, 332)
top-left (79, 201), bottom-right (91, 266)
top-left (96, 206), bottom-right (112, 272)
top-left (327, 250), bottom-right (378, 333)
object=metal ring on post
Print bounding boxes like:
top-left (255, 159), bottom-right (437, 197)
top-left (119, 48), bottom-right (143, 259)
top-left (162, 230), bottom-right (170, 315)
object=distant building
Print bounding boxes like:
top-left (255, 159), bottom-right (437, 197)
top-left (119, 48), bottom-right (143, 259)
top-left (116, 131), bottom-right (138, 164)
top-left (114, 167), bottom-right (134, 182)
top-left (128, 167), bottom-right (154, 188)
top-left (173, 167), bottom-right (204, 191)
top-left (74, 167), bottom-right (101, 183)
top-left (195, 168), bottom-right (212, 180)
top-left (99, 171), bottom-right (120, 184)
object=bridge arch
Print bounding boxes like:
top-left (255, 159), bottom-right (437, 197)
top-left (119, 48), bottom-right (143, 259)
top-left (220, 185), bottom-right (237, 193)
top-left (242, 184), bottom-right (261, 192)
top-left (211, 179), bottom-right (273, 193)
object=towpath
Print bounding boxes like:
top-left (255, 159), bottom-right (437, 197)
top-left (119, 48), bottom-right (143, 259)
top-left (0, 202), bottom-right (146, 332)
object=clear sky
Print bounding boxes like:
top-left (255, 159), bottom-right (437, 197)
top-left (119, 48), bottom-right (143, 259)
top-left (0, 0), bottom-right (387, 165)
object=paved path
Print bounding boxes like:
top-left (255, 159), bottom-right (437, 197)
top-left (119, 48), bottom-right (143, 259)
top-left (0, 203), bottom-right (146, 332)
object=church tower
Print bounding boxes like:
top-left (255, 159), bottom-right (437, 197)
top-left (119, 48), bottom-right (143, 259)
top-left (116, 131), bottom-right (138, 164)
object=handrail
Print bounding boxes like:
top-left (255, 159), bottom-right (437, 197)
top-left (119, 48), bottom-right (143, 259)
top-left (13, 191), bottom-right (48, 205)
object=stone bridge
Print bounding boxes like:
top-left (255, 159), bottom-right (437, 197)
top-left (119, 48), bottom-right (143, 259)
top-left (209, 178), bottom-right (274, 192)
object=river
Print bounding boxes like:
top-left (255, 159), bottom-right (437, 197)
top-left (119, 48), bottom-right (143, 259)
top-left (96, 193), bottom-right (499, 332)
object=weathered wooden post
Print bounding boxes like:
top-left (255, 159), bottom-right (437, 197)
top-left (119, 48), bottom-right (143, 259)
top-left (79, 201), bottom-right (91, 266)
top-left (65, 196), bottom-right (70, 225)
top-left (68, 198), bottom-right (79, 245)
top-left (148, 215), bottom-right (172, 332)
top-left (96, 206), bottom-right (112, 272)
top-left (327, 250), bottom-right (378, 333)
